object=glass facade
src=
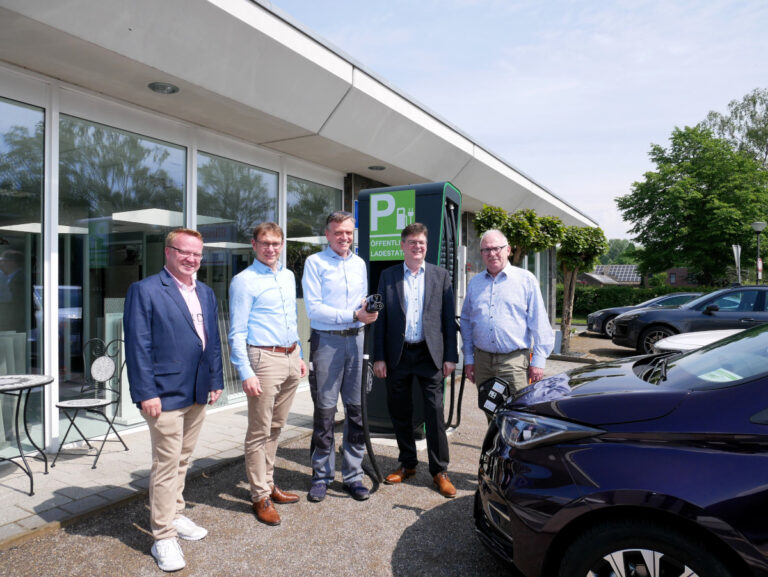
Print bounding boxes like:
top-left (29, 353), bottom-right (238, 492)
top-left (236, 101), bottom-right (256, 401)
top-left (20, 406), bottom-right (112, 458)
top-left (286, 176), bottom-right (342, 354)
top-left (58, 115), bottom-right (186, 430)
top-left (0, 69), bottom-right (346, 450)
top-left (195, 151), bottom-right (279, 404)
top-left (0, 97), bottom-right (45, 454)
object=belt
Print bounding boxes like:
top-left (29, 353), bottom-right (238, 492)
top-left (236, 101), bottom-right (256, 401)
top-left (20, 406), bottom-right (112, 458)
top-left (403, 340), bottom-right (426, 349)
top-left (316, 327), bottom-right (362, 337)
top-left (249, 343), bottom-right (297, 354)
top-left (476, 347), bottom-right (527, 356)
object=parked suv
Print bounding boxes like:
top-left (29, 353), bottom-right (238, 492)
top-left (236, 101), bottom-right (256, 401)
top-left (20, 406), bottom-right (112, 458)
top-left (612, 285), bottom-right (768, 354)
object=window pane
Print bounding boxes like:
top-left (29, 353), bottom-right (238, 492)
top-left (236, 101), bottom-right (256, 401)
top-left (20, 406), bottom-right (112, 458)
top-left (59, 114), bottom-right (185, 434)
top-left (0, 96), bottom-right (44, 454)
top-left (286, 176), bottom-right (341, 357)
top-left (195, 152), bottom-right (278, 404)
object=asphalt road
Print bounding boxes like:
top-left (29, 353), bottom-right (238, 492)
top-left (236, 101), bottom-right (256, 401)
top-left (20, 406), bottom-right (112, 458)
top-left (0, 379), bottom-right (520, 577)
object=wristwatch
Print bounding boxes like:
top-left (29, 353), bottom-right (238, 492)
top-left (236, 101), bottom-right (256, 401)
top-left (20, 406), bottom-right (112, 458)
top-left (352, 310), bottom-right (358, 322)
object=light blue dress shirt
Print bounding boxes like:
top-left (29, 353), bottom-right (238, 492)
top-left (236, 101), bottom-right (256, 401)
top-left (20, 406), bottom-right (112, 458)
top-left (403, 262), bottom-right (425, 343)
top-left (460, 262), bottom-right (554, 368)
top-left (228, 259), bottom-right (300, 381)
top-left (301, 246), bottom-right (368, 331)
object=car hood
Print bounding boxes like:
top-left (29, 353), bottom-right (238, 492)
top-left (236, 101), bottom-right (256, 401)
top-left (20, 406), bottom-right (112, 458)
top-left (508, 359), bottom-right (689, 425)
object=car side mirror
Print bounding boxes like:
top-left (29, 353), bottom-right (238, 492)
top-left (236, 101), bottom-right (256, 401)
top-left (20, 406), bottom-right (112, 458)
top-left (704, 304), bottom-right (719, 315)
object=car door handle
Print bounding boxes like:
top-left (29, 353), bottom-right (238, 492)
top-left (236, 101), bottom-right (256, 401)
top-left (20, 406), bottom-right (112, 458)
top-left (740, 318), bottom-right (755, 323)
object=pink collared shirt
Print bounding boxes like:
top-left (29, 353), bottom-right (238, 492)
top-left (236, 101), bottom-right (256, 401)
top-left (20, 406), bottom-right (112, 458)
top-left (165, 266), bottom-right (206, 349)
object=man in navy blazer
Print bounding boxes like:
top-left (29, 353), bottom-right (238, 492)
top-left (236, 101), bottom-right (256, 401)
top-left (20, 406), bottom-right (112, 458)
top-left (373, 223), bottom-right (458, 498)
top-left (124, 228), bottom-right (223, 572)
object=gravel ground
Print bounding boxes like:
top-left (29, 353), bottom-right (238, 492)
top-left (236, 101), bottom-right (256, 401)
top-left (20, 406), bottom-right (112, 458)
top-left (0, 336), bottom-right (627, 577)
top-left (0, 382), bottom-right (515, 577)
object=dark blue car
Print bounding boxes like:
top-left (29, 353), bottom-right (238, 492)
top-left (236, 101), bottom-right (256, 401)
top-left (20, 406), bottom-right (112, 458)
top-left (475, 323), bottom-right (768, 577)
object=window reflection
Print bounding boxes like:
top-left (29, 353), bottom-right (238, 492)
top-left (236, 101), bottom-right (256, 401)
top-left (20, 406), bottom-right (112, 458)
top-left (286, 176), bottom-right (342, 358)
top-left (58, 115), bottom-right (185, 434)
top-left (195, 151), bottom-right (278, 403)
top-left (0, 97), bottom-right (44, 452)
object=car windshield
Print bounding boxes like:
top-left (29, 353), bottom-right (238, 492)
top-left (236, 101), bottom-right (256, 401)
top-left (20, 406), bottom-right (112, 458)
top-left (643, 323), bottom-right (768, 389)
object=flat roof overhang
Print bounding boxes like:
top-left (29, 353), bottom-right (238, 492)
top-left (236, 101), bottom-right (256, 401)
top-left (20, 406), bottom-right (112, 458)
top-left (0, 0), bottom-right (598, 227)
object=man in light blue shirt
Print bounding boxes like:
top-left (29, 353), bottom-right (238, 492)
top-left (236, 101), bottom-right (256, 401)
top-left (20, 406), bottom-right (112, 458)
top-left (301, 211), bottom-right (378, 503)
top-left (229, 222), bottom-right (306, 527)
top-left (460, 229), bottom-right (554, 393)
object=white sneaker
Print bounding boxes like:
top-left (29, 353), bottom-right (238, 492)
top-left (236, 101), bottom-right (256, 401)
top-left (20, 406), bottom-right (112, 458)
top-left (151, 537), bottom-right (186, 572)
top-left (172, 515), bottom-right (208, 541)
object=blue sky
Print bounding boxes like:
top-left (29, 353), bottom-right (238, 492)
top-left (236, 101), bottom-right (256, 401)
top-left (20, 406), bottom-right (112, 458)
top-left (270, 0), bottom-right (768, 240)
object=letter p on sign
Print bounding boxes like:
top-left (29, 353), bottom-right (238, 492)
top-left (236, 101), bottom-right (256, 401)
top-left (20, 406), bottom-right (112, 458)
top-left (371, 194), bottom-right (395, 232)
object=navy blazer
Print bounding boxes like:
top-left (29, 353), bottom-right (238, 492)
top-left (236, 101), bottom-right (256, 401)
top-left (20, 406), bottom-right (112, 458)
top-left (124, 268), bottom-right (224, 411)
top-left (373, 262), bottom-right (458, 370)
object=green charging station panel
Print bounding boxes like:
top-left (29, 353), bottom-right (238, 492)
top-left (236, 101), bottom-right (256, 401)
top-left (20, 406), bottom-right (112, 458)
top-left (358, 182), bottom-right (462, 435)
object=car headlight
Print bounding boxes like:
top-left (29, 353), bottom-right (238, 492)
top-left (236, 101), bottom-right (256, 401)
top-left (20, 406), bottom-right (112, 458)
top-left (617, 313), bottom-right (640, 322)
top-left (497, 410), bottom-right (603, 449)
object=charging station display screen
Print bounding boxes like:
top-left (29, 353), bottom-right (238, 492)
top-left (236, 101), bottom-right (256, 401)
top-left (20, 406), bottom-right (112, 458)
top-left (369, 188), bottom-right (415, 261)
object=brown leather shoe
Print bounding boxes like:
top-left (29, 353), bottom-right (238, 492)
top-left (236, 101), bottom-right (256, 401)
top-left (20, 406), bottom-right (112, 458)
top-left (253, 497), bottom-right (281, 526)
top-left (433, 472), bottom-right (456, 498)
top-left (385, 466), bottom-right (417, 485)
top-left (270, 485), bottom-right (299, 504)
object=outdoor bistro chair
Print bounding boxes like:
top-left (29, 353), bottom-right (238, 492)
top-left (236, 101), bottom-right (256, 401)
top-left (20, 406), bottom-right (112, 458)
top-left (51, 337), bottom-right (129, 469)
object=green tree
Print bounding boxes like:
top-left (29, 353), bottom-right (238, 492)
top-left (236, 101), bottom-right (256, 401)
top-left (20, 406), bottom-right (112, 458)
top-left (702, 87), bottom-right (768, 168)
top-left (475, 206), bottom-right (564, 266)
top-left (559, 226), bottom-right (608, 353)
top-left (599, 238), bottom-right (637, 265)
top-left (616, 125), bottom-right (768, 285)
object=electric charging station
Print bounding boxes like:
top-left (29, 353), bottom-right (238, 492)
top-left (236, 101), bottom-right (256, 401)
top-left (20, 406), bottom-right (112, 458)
top-left (357, 181), bottom-right (461, 435)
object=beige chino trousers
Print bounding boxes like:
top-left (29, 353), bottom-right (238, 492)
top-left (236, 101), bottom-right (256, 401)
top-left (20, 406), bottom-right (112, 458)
top-left (245, 346), bottom-right (301, 502)
top-left (144, 402), bottom-right (207, 540)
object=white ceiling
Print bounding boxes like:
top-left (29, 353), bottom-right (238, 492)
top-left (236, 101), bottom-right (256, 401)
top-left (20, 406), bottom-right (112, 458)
top-left (0, 0), bottom-right (597, 228)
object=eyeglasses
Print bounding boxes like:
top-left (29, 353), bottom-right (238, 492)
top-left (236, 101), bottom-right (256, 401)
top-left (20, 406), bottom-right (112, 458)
top-left (256, 241), bottom-right (282, 249)
top-left (480, 244), bottom-right (508, 255)
top-left (405, 240), bottom-right (427, 247)
top-left (167, 245), bottom-right (204, 260)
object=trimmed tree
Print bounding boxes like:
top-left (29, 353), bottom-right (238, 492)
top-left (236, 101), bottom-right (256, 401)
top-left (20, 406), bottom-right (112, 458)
top-left (559, 226), bottom-right (608, 353)
top-left (475, 206), bottom-right (564, 266)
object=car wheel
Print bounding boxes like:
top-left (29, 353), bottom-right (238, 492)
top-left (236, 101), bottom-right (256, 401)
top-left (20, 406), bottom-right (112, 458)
top-left (557, 520), bottom-right (735, 577)
top-left (638, 326), bottom-right (675, 354)
top-left (604, 316), bottom-right (617, 338)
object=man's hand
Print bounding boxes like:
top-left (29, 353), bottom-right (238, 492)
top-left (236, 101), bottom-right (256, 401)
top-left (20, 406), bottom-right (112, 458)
top-left (443, 362), bottom-right (456, 377)
top-left (242, 375), bottom-right (262, 397)
top-left (140, 397), bottom-right (162, 418)
top-left (529, 366), bottom-right (545, 384)
top-left (464, 363), bottom-right (475, 383)
top-left (356, 298), bottom-right (379, 325)
top-left (373, 360), bottom-right (387, 379)
top-left (209, 389), bottom-right (223, 405)
top-left (298, 359), bottom-right (307, 378)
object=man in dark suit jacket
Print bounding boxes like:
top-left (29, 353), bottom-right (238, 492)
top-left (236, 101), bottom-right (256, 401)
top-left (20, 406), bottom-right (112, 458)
top-left (124, 228), bottom-right (223, 573)
top-left (373, 223), bottom-right (458, 498)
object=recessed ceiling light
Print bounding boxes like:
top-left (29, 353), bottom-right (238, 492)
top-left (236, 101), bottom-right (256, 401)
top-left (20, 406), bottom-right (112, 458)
top-left (148, 82), bottom-right (180, 95)
top-left (368, 165), bottom-right (386, 171)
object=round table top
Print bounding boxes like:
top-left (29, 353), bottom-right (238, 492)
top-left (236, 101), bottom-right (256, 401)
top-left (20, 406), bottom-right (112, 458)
top-left (0, 374), bottom-right (54, 392)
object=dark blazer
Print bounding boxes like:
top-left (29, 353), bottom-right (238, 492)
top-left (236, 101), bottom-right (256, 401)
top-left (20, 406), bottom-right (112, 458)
top-left (373, 262), bottom-right (458, 370)
top-left (124, 268), bottom-right (224, 411)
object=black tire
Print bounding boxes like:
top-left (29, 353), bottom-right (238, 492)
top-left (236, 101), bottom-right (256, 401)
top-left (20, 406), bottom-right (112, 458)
top-left (557, 519), bottom-right (735, 577)
top-left (604, 316), bottom-right (617, 338)
top-left (638, 325), bottom-right (675, 354)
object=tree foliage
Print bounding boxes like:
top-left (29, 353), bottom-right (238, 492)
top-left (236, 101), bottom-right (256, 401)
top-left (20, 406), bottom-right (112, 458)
top-left (599, 238), bottom-right (637, 265)
top-left (559, 226), bottom-right (608, 353)
top-left (475, 206), bottom-right (564, 265)
top-left (702, 87), bottom-right (768, 168)
top-left (616, 125), bottom-right (768, 285)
